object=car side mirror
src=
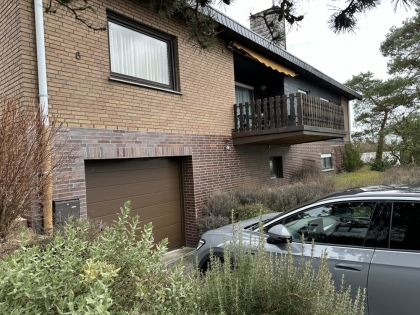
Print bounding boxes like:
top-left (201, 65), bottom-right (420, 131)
top-left (267, 224), bottom-right (292, 243)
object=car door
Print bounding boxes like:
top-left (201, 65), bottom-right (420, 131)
top-left (264, 200), bottom-right (379, 297)
top-left (368, 201), bottom-right (420, 315)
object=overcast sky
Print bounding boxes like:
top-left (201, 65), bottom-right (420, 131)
top-left (217, 0), bottom-right (415, 84)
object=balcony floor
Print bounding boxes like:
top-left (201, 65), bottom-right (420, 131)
top-left (232, 125), bottom-right (347, 146)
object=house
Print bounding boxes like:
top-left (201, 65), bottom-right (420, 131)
top-left (0, 0), bottom-right (361, 249)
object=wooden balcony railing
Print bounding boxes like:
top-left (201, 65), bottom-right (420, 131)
top-left (233, 93), bottom-right (345, 133)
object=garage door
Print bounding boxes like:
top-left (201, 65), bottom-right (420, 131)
top-left (85, 158), bottom-right (183, 249)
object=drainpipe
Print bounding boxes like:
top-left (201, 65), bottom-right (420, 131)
top-left (34, 0), bottom-right (53, 234)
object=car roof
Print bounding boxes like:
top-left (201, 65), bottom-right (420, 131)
top-left (318, 185), bottom-right (420, 203)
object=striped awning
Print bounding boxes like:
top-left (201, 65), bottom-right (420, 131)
top-left (233, 41), bottom-right (297, 77)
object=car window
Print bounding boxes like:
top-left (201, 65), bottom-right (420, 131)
top-left (389, 202), bottom-right (420, 251)
top-left (282, 202), bottom-right (376, 246)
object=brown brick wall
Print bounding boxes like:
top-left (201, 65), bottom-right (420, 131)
top-left (0, 0), bottom-right (23, 97)
top-left (17, 0), bottom-right (236, 135)
top-left (51, 127), bottom-right (344, 246)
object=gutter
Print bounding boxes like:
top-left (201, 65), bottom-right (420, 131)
top-left (34, 0), bottom-right (53, 234)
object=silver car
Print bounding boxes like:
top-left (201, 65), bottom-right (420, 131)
top-left (195, 186), bottom-right (420, 315)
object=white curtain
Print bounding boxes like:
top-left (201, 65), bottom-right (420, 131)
top-left (108, 22), bottom-right (170, 85)
top-left (235, 85), bottom-right (254, 105)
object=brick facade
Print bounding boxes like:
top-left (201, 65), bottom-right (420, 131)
top-left (2, 0), bottom-right (349, 246)
top-left (51, 127), bottom-right (343, 246)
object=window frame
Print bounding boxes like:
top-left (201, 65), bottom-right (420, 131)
top-left (107, 10), bottom-right (178, 92)
top-left (269, 156), bottom-right (283, 179)
top-left (276, 200), bottom-right (377, 248)
top-left (321, 153), bottom-right (333, 171)
top-left (377, 201), bottom-right (420, 253)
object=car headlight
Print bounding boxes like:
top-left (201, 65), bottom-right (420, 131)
top-left (196, 239), bottom-right (206, 251)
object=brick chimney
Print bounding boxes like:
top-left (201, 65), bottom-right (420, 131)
top-left (250, 7), bottom-right (286, 50)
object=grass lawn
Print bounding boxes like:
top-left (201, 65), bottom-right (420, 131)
top-left (333, 165), bottom-right (382, 189)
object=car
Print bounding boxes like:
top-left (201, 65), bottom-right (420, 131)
top-left (195, 185), bottom-right (420, 315)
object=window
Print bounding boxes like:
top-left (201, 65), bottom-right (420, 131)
top-left (270, 156), bottom-right (283, 179)
top-left (235, 82), bottom-right (254, 105)
top-left (389, 202), bottom-right (420, 251)
top-left (321, 154), bottom-right (332, 170)
top-left (283, 202), bottom-right (375, 246)
top-left (297, 89), bottom-right (307, 94)
top-left (107, 11), bottom-right (177, 91)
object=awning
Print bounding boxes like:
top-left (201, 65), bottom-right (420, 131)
top-left (232, 41), bottom-right (296, 77)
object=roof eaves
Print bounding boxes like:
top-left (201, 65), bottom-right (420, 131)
top-left (210, 7), bottom-right (362, 100)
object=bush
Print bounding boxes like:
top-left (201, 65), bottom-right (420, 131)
top-left (199, 226), bottom-right (366, 315)
top-left (370, 156), bottom-right (396, 172)
top-left (290, 163), bottom-right (322, 184)
top-left (381, 165), bottom-right (420, 185)
top-left (0, 201), bottom-right (198, 314)
top-left (199, 181), bottom-right (336, 235)
top-left (234, 203), bottom-right (272, 221)
top-left (343, 142), bottom-right (363, 172)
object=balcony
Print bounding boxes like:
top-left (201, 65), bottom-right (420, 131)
top-left (232, 93), bottom-right (347, 145)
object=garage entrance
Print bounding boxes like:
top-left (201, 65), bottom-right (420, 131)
top-left (85, 157), bottom-right (183, 249)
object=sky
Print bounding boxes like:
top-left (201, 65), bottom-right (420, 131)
top-left (216, 0), bottom-right (416, 84)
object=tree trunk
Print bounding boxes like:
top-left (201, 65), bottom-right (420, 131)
top-left (375, 111), bottom-right (388, 165)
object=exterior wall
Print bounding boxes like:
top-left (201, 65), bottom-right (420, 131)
top-left (0, 0), bottom-right (23, 97)
top-left (284, 75), bottom-right (341, 104)
top-left (31, 0), bottom-right (234, 135)
top-left (52, 126), bottom-right (344, 245)
top-left (341, 96), bottom-right (350, 141)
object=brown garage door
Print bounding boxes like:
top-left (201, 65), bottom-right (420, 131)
top-left (85, 158), bottom-right (183, 249)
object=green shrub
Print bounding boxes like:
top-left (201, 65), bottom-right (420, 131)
top-left (0, 201), bottom-right (198, 314)
top-left (234, 203), bottom-right (272, 221)
top-left (199, 226), bottom-right (366, 315)
top-left (370, 156), bottom-right (396, 172)
top-left (344, 142), bottom-right (363, 172)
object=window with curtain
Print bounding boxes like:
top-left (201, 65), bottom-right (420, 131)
top-left (235, 83), bottom-right (254, 105)
top-left (107, 12), bottom-right (176, 91)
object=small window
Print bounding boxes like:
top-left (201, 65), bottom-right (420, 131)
top-left (297, 89), bottom-right (307, 94)
top-left (321, 154), bottom-right (332, 170)
top-left (270, 156), bottom-right (283, 179)
top-left (107, 11), bottom-right (177, 91)
top-left (283, 202), bottom-right (376, 246)
top-left (389, 202), bottom-right (420, 251)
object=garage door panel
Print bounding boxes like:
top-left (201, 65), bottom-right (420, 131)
top-left (152, 224), bottom-right (183, 248)
top-left (86, 166), bottom-right (179, 189)
top-left (85, 158), bottom-right (183, 250)
top-left (86, 178), bottom-right (180, 203)
top-left (88, 189), bottom-right (180, 218)
top-left (89, 201), bottom-right (181, 225)
top-left (85, 158), bottom-right (178, 173)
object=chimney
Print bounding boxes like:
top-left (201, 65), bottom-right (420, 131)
top-left (250, 7), bottom-right (286, 50)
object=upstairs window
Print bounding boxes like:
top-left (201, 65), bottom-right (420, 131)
top-left (321, 154), bottom-right (332, 170)
top-left (107, 11), bottom-right (177, 91)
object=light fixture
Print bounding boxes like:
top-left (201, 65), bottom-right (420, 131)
top-left (225, 139), bottom-right (231, 150)
top-left (260, 85), bottom-right (267, 91)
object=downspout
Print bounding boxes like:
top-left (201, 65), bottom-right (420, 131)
top-left (34, 0), bottom-right (53, 234)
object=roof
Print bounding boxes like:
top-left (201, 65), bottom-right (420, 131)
top-left (211, 8), bottom-right (362, 100)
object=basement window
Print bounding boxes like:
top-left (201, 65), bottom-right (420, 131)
top-left (270, 156), bottom-right (283, 179)
top-left (107, 10), bottom-right (177, 91)
top-left (321, 154), bottom-right (333, 170)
